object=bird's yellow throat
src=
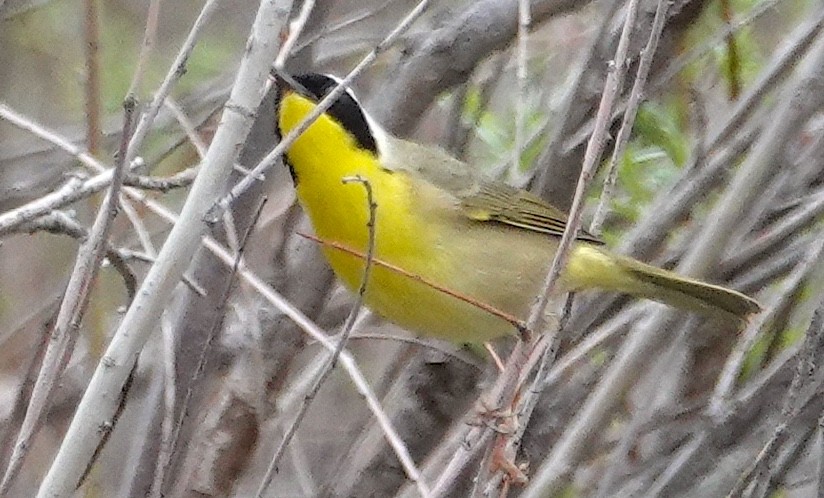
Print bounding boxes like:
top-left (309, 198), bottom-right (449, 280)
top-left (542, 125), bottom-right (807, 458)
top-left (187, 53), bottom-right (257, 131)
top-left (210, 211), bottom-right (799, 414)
top-left (278, 91), bottom-right (484, 340)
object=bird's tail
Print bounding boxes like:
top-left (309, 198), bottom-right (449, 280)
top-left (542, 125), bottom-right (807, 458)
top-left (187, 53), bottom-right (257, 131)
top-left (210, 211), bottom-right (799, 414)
top-left (569, 245), bottom-right (761, 320)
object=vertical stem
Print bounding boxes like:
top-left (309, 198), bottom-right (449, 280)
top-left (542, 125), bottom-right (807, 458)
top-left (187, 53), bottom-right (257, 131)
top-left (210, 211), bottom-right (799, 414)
top-left (514, 0), bottom-right (530, 174)
top-left (83, 0), bottom-right (102, 155)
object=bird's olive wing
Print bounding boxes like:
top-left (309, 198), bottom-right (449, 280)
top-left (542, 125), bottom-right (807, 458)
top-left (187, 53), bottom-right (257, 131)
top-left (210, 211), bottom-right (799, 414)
top-left (383, 136), bottom-right (602, 244)
top-left (460, 182), bottom-right (602, 244)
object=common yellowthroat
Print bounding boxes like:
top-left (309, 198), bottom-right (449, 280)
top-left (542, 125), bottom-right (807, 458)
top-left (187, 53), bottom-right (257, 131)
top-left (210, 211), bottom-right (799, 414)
top-left (275, 73), bottom-right (760, 343)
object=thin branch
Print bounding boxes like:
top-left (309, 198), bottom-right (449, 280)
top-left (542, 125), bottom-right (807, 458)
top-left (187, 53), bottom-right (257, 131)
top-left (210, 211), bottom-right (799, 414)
top-left (342, 332), bottom-right (484, 368)
top-left (83, 0), bottom-right (102, 155)
top-left (427, 340), bottom-right (534, 497)
top-left (524, 0), bottom-right (642, 335)
top-left (727, 301), bottom-right (824, 497)
top-left (590, 0), bottom-right (670, 235)
top-left (164, 98), bottom-right (208, 158)
top-left (123, 168), bottom-right (199, 191)
top-left (117, 249), bottom-right (205, 296)
top-left (513, 0), bottom-right (530, 173)
top-left (118, 197), bottom-right (157, 257)
top-left (292, 0), bottom-right (399, 54)
top-left (127, 0), bottom-right (162, 97)
top-left (213, 0), bottom-right (433, 217)
top-left (35, 2), bottom-right (290, 495)
top-left (123, 0), bottom-right (222, 166)
top-left (13, 211), bottom-right (138, 298)
top-left (150, 320), bottom-right (177, 498)
top-left (151, 199), bottom-right (266, 497)
top-left (298, 233), bottom-right (525, 331)
top-left (0, 97), bottom-right (136, 495)
top-left (255, 176), bottom-right (402, 497)
top-left (274, 0), bottom-right (316, 69)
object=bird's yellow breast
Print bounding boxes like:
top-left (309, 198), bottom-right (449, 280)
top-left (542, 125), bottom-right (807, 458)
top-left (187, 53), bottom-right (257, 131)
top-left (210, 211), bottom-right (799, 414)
top-left (279, 93), bottom-right (534, 342)
top-left (280, 94), bottom-right (429, 268)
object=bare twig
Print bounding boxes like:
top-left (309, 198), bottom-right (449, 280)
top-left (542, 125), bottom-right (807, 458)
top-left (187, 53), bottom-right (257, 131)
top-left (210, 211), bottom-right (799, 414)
top-left (123, 168), bottom-right (199, 191)
top-left (427, 339), bottom-right (539, 497)
top-left (513, 0), bottom-right (530, 173)
top-left (35, 2), bottom-right (290, 495)
top-left (151, 199), bottom-right (267, 497)
top-left (119, 197), bottom-right (156, 257)
top-left (298, 233), bottom-right (525, 331)
top-left (164, 98), bottom-right (208, 158)
top-left (123, 0), bottom-right (222, 166)
top-left (83, 0), bottom-right (102, 154)
top-left (0, 97), bottom-right (136, 495)
top-left (525, 0), bottom-right (642, 335)
top-left (274, 0), bottom-right (316, 69)
top-left (150, 320), bottom-right (177, 498)
top-left (291, 0), bottom-right (398, 53)
top-left (727, 301), bottom-right (824, 497)
top-left (254, 176), bottom-right (403, 497)
top-left (127, 0), bottom-right (162, 97)
top-left (213, 0), bottom-right (433, 216)
top-left (590, 0), bottom-right (670, 235)
top-left (13, 211), bottom-right (138, 298)
top-left (722, 187), bottom-right (824, 276)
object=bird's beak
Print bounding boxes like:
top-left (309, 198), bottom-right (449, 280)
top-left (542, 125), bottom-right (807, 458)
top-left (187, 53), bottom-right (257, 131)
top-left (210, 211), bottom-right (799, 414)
top-left (270, 68), bottom-right (313, 101)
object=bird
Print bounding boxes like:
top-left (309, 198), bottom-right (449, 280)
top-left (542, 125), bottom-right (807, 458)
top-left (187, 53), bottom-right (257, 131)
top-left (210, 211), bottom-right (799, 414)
top-left (274, 72), bottom-right (760, 343)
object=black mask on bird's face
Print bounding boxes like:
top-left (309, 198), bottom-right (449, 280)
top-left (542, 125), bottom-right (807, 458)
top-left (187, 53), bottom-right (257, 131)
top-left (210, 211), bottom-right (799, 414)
top-left (275, 73), bottom-right (378, 155)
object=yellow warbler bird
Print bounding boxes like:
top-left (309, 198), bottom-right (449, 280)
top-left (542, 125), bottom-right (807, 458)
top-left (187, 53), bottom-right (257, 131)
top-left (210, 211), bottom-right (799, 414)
top-left (275, 73), bottom-right (759, 343)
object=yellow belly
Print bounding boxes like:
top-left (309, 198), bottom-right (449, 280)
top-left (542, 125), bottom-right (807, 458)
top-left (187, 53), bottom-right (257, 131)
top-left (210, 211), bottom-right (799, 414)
top-left (308, 180), bottom-right (560, 343)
